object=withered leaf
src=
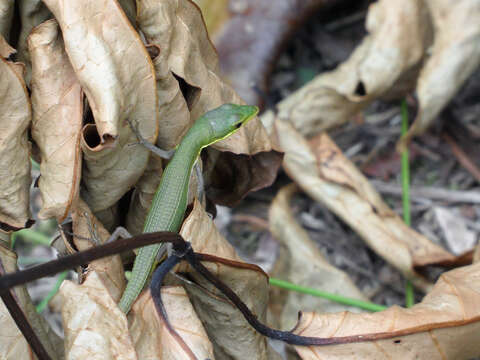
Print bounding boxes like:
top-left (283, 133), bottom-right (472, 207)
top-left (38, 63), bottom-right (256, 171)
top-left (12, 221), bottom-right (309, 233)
top-left (260, 0), bottom-right (430, 138)
top-left (0, 39), bottom-right (31, 230)
top-left (29, 19), bottom-right (83, 221)
top-left (401, 0), bottom-right (480, 149)
top-left (42, 0), bottom-right (158, 213)
top-left (274, 119), bottom-right (456, 291)
top-left (293, 262), bottom-right (480, 360)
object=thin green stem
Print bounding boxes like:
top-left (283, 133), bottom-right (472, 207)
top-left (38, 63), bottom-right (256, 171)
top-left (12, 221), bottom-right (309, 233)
top-left (401, 100), bottom-right (414, 308)
top-left (36, 271), bottom-right (69, 313)
top-left (269, 277), bottom-right (387, 312)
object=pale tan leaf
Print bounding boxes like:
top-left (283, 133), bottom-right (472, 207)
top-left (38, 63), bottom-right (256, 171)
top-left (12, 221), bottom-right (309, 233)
top-left (260, 0), bottom-right (430, 137)
top-left (0, 47), bottom-right (31, 230)
top-left (16, 0), bottom-right (52, 85)
top-left (0, 0), bottom-right (13, 40)
top-left (269, 184), bottom-right (367, 330)
top-left (136, 0), bottom-right (272, 154)
top-left (401, 0), bottom-right (480, 149)
top-left (293, 262), bottom-right (480, 360)
top-left (178, 200), bottom-right (281, 360)
top-left (60, 272), bottom-right (136, 360)
top-left (42, 0), bottom-right (158, 213)
top-left (275, 120), bottom-right (456, 291)
top-left (128, 287), bottom-right (215, 359)
top-left (71, 198), bottom-right (126, 301)
top-left (0, 245), bottom-right (63, 359)
top-left (29, 19), bottom-right (83, 221)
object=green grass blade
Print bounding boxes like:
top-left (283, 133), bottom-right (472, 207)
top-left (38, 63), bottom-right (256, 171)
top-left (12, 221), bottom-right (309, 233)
top-left (401, 100), bottom-right (414, 308)
top-left (269, 277), bottom-right (386, 312)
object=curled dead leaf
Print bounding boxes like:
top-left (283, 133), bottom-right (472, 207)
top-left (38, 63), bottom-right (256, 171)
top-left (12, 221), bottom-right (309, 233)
top-left (275, 119), bottom-right (456, 291)
top-left (29, 19), bottom-right (83, 221)
top-left (0, 40), bottom-right (31, 230)
top-left (42, 0), bottom-right (158, 213)
top-left (400, 0), bottom-right (480, 150)
top-left (261, 0), bottom-right (430, 138)
top-left (293, 262), bottom-right (480, 360)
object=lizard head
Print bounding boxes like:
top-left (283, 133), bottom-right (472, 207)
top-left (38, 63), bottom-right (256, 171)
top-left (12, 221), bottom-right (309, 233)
top-left (197, 104), bottom-right (259, 146)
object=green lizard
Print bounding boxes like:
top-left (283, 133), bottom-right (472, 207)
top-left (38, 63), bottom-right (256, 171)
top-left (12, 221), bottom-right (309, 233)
top-left (118, 103), bottom-right (259, 313)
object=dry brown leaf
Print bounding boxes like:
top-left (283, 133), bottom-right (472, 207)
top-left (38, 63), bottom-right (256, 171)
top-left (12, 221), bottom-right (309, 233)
top-left (0, 0), bottom-right (13, 40)
top-left (29, 19), bottom-right (83, 221)
top-left (42, 0), bottom-right (158, 213)
top-left (60, 271), bottom-right (136, 359)
top-left (0, 41), bottom-right (31, 230)
top-left (129, 286), bottom-right (215, 359)
top-left (293, 262), bottom-right (480, 360)
top-left (136, 0), bottom-right (271, 155)
top-left (71, 198), bottom-right (126, 301)
top-left (0, 245), bottom-right (63, 359)
top-left (16, 0), bottom-right (52, 85)
top-left (400, 0), bottom-right (480, 149)
top-left (269, 184), bottom-right (367, 330)
top-left (260, 0), bottom-right (430, 137)
top-left (178, 200), bottom-right (281, 360)
top-left (274, 119), bottom-right (457, 291)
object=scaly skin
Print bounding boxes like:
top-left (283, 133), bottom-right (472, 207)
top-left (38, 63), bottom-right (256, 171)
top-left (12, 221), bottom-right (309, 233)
top-left (118, 104), bottom-right (259, 313)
